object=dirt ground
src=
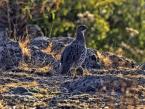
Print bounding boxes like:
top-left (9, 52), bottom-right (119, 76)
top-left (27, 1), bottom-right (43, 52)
top-left (0, 68), bottom-right (145, 109)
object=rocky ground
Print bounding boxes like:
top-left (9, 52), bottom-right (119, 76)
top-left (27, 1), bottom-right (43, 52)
top-left (0, 31), bottom-right (145, 109)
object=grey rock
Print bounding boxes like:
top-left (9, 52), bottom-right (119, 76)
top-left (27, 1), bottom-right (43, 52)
top-left (6, 41), bottom-right (22, 66)
top-left (10, 87), bottom-right (30, 95)
top-left (27, 24), bottom-right (44, 39)
top-left (0, 45), bottom-right (12, 69)
top-left (30, 36), bottom-right (67, 53)
top-left (82, 48), bottom-right (101, 69)
top-left (0, 31), bottom-right (22, 69)
top-left (51, 40), bottom-right (65, 53)
top-left (30, 46), bottom-right (56, 67)
top-left (30, 36), bottom-right (50, 49)
top-left (0, 39), bottom-right (22, 70)
top-left (0, 34), bottom-right (101, 71)
top-left (52, 36), bottom-right (74, 44)
top-left (3, 94), bottom-right (36, 106)
top-left (28, 36), bottom-right (63, 71)
top-left (0, 31), bottom-right (8, 44)
top-left (30, 35), bottom-right (101, 72)
top-left (61, 75), bottom-right (132, 94)
top-left (0, 46), bottom-right (7, 68)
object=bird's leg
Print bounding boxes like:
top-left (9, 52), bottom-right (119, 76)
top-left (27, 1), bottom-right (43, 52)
top-left (72, 67), bottom-right (84, 79)
top-left (70, 68), bottom-right (76, 77)
top-left (75, 66), bottom-right (84, 76)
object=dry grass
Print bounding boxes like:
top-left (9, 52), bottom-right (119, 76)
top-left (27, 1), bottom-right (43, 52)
top-left (0, 100), bottom-right (7, 109)
top-left (0, 81), bottom-right (38, 94)
top-left (41, 42), bottom-right (53, 54)
top-left (18, 62), bottom-right (53, 74)
top-left (18, 38), bottom-right (31, 57)
top-left (96, 51), bottom-right (135, 69)
top-left (41, 42), bottom-right (62, 60)
top-left (96, 51), bottom-right (112, 67)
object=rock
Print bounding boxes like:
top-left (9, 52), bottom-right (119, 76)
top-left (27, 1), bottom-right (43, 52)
top-left (0, 31), bottom-right (8, 44)
top-left (0, 46), bottom-right (8, 69)
top-left (30, 36), bottom-right (69, 53)
top-left (0, 41), bottom-right (22, 70)
top-left (2, 94), bottom-right (36, 106)
top-left (27, 24), bottom-right (44, 40)
top-left (6, 41), bottom-right (22, 66)
top-left (51, 36), bottom-right (74, 44)
top-left (51, 40), bottom-right (65, 53)
top-left (10, 87), bottom-right (30, 95)
top-left (82, 48), bottom-right (101, 69)
top-left (30, 46), bottom-right (56, 67)
top-left (30, 36), bottom-right (50, 49)
top-left (61, 75), bottom-right (132, 95)
top-left (0, 35), bottom-right (138, 71)
top-left (0, 31), bottom-right (22, 69)
top-left (96, 51), bottom-right (136, 68)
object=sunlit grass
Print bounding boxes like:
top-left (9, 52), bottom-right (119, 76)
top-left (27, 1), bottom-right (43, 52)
top-left (19, 37), bottom-right (31, 57)
top-left (0, 100), bottom-right (7, 109)
top-left (0, 81), bottom-right (38, 94)
top-left (41, 42), bottom-right (53, 54)
top-left (18, 62), bottom-right (53, 75)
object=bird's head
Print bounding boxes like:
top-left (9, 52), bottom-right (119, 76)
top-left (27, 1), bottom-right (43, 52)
top-left (77, 25), bottom-right (88, 34)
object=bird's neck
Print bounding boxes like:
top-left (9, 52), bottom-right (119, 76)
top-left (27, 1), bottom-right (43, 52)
top-left (75, 31), bottom-right (86, 45)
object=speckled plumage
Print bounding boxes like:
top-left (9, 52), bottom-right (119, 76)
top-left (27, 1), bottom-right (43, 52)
top-left (60, 25), bottom-right (87, 74)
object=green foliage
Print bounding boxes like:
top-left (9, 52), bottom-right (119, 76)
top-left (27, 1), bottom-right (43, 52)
top-left (3, 0), bottom-right (145, 62)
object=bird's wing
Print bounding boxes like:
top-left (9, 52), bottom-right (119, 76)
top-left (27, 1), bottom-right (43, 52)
top-left (61, 44), bottom-right (85, 64)
top-left (61, 45), bottom-right (74, 64)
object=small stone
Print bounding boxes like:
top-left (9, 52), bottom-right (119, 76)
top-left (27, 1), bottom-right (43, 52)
top-left (10, 87), bottom-right (29, 95)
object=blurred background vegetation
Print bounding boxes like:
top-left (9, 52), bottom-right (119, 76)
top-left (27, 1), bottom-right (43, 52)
top-left (1, 0), bottom-right (145, 63)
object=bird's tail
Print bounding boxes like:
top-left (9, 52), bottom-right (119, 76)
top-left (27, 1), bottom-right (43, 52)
top-left (60, 64), bottom-right (71, 74)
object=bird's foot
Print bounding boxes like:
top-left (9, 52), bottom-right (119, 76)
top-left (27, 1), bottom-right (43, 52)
top-left (72, 67), bottom-right (84, 79)
top-left (76, 67), bottom-right (84, 76)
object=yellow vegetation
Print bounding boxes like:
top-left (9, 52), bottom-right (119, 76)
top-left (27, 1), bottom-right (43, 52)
top-left (96, 51), bottom-right (112, 67)
top-left (18, 62), bottom-right (52, 73)
top-left (19, 38), bottom-right (31, 57)
top-left (0, 100), bottom-right (7, 109)
top-left (41, 42), bottom-right (62, 60)
top-left (0, 81), bottom-right (38, 93)
top-left (41, 42), bottom-right (53, 54)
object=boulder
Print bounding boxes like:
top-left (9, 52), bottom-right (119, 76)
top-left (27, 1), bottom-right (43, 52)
top-left (0, 31), bottom-right (22, 69)
top-left (0, 35), bottom-right (136, 71)
top-left (82, 48), bottom-right (101, 69)
top-left (10, 87), bottom-right (30, 95)
top-left (30, 36), bottom-right (50, 49)
top-left (6, 41), bottom-right (22, 66)
top-left (30, 46), bottom-right (57, 67)
top-left (61, 75), bottom-right (132, 95)
top-left (0, 31), bottom-right (8, 43)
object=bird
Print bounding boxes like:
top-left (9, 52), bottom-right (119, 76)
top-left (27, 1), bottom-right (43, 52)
top-left (60, 25), bottom-right (87, 74)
